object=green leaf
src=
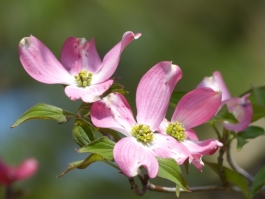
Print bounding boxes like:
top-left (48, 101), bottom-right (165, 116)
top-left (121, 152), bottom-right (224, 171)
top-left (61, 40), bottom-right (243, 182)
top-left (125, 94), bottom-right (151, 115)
top-left (58, 153), bottom-right (104, 177)
top-left (175, 185), bottom-right (181, 197)
top-left (251, 166), bottom-right (265, 196)
top-left (236, 137), bottom-right (248, 151)
top-left (77, 102), bottom-right (92, 118)
top-left (183, 159), bottom-right (190, 174)
top-left (237, 126), bottom-right (265, 139)
top-left (208, 105), bottom-right (238, 124)
top-left (170, 92), bottom-right (187, 107)
top-left (103, 82), bottom-right (127, 96)
top-left (157, 157), bottom-right (189, 193)
top-left (78, 137), bottom-right (115, 160)
top-left (236, 126), bottom-right (265, 151)
top-left (98, 128), bottom-right (121, 142)
top-left (11, 103), bottom-right (76, 128)
top-left (251, 104), bottom-right (265, 122)
top-left (252, 86), bottom-right (265, 106)
top-left (243, 86), bottom-right (265, 107)
top-left (72, 119), bottom-right (95, 147)
top-left (206, 162), bottom-right (249, 198)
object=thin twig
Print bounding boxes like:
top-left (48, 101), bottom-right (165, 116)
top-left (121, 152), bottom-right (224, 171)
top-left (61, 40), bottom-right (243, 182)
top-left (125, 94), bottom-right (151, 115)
top-left (147, 183), bottom-right (241, 193)
top-left (226, 145), bottom-right (255, 182)
top-left (128, 177), bottom-right (148, 196)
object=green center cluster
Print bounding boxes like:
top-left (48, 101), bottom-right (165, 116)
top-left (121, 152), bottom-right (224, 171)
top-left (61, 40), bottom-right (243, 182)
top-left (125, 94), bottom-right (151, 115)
top-left (166, 121), bottom-right (186, 142)
top-left (131, 124), bottom-right (154, 143)
top-left (74, 70), bottom-right (93, 87)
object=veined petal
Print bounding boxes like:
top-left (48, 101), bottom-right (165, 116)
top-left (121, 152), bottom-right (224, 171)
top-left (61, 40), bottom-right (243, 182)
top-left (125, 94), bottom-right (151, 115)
top-left (93, 31), bottom-right (141, 84)
top-left (19, 35), bottom-right (73, 85)
top-left (15, 158), bottom-right (38, 181)
top-left (182, 139), bottom-right (222, 155)
top-left (136, 61), bottom-right (182, 131)
top-left (185, 129), bottom-right (199, 141)
top-left (60, 37), bottom-right (102, 75)
top-left (172, 87), bottom-right (222, 130)
top-left (151, 134), bottom-right (191, 165)
top-left (183, 139), bottom-right (222, 171)
top-left (197, 71), bottom-right (231, 101)
top-left (90, 93), bottom-right (136, 137)
top-left (223, 94), bottom-right (252, 132)
top-left (64, 79), bottom-right (113, 103)
top-left (113, 137), bottom-right (159, 178)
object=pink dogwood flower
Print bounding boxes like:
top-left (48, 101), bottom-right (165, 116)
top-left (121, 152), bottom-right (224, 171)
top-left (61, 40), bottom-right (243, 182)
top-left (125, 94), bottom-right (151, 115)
top-left (197, 71), bottom-right (252, 132)
top-left (159, 87), bottom-right (223, 171)
top-left (222, 93), bottom-right (252, 132)
top-left (197, 71), bottom-right (231, 101)
top-left (0, 158), bottom-right (38, 186)
top-left (90, 61), bottom-right (191, 178)
top-left (19, 31), bottom-right (141, 102)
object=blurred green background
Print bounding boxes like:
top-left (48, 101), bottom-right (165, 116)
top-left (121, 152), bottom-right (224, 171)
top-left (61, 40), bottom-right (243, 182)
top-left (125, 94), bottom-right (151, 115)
top-left (1, 0), bottom-right (265, 198)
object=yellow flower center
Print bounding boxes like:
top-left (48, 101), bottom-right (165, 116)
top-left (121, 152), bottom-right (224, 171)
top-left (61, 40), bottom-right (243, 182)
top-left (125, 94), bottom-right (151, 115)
top-left (131, 124), bottom-right (154, 143)
top-left (166, 121), bottom-right (186, 142)
top-left (74, 70), bottom-right (93, 87)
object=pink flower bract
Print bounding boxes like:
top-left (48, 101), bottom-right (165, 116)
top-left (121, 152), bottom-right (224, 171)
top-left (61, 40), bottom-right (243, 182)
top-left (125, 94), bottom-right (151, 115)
top-left (197, 71), bottom-right (231, 101)
top-left (0, 158), bottom-right (38, 186)
top-left (223, 94), bottom-right (252, 132)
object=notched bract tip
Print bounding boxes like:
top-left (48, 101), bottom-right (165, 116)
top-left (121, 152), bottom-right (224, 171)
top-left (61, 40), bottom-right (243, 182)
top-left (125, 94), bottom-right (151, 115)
top-left (216, 90), bottom-right (222, 95)
top-left (134, 33), bottom-right (142, 39)
top-left (19, 37), bottom-right (31, 48)
top-left (79, 38), bottom-right (87, 45)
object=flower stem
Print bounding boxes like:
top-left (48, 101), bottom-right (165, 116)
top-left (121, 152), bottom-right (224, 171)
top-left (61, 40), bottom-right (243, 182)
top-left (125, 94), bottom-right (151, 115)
top-left (103, 160), bottom-right (120, 170)
top-left (217, 128), bottom-right (229, 187)
top-left (226, 145), bottom-right (254, 182)
top-left (211, 123), bottom-right (221, 140)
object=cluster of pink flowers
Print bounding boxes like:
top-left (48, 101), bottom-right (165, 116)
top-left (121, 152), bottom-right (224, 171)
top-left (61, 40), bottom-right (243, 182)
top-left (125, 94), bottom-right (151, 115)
top-left (18, 31), bottom-right (252, 179)
top-left (90, 62), bottom-right (222, 176)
